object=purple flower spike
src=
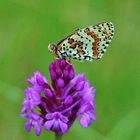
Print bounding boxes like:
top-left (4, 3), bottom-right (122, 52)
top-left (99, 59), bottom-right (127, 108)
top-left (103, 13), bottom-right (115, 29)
top-left (21, 59), bottom-right (96, 136)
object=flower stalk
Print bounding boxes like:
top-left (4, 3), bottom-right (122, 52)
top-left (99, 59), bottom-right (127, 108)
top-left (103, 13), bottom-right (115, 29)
top-left (55, 133), bottom-right (62, 140)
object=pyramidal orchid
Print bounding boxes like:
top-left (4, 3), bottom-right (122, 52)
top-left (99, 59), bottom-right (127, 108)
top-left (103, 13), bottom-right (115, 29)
top-left (21, 59), bottom-right (96, 137)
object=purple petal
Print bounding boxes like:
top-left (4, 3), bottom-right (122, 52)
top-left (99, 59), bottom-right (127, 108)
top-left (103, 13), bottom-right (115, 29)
top-left (52, 121), bottom-right (60, 131)
top-left (46, 113), bottom-right (54, 120)
top-left (30, 112), bottom-right (40, 120)
top-left (68, 67), bottom-right (75, 79)
top-left (71, 74), bottom-right (84, 86)
top-left (34, 122), bottom-right (41, 136)
top-left (50, 70), bottom-right (57, 80)
top-left (65, 64), bottom-right (71, 71)
top-left (89, 112), bottom-right (96, 120)
top-left (63, 75), bottom-right (82, 95)
top-left (83, 88), bottom-right (94, 101)
top-left (44, 120), bottom-right (54, 130)
top-left (27, 71), bottom-right (47, 86)
top-left (80, 114), bottom-right (90, 128)
top-left (24, 88), bottom-right (31, 97)
top-left (36, 72), bottom-right (47, 86)
top-left (60, 115), bottom-right (68, 123)
top-left (83, 81), bottom-right (90, 89)
top-left (76, 74), bottom-right (85, 83)
top-left (59, 120), bottom-right (68, 133)
top-left (76, 81), bottom-right (85, 91)
top-left (25, 121), bottom-right (32, 132)
top-left (21, 104), bottom-right (27, 113)
top-left (63, 70), bottom-right (69, 79)
top-left (49, 63), bottom-right (55, 71)
top-left (56, 68), bottom-right (62, 76)
top-left (60, 59), bottom-right (66, 67)
top-left (57, 78), bottom-right (64, 88)
top-left (44, 88), bottom-right (53, 98)
top-left (27, 76), bottom-right (35, 86)
top-left (64, 96), bottom-right (73, 106)
top-left (55, 59), bottom-right (61, 67)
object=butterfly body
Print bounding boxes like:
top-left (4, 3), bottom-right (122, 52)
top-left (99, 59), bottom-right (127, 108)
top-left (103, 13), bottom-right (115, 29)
top-left (48, 22), bottom-right (114, 61)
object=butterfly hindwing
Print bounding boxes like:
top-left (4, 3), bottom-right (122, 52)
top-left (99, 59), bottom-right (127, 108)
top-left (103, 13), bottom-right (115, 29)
top-left (84, 22), bottom-right (114, 59)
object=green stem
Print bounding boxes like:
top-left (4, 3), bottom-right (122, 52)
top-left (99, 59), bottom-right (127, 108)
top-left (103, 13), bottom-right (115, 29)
top-left (55, 133), bottom-right (62, 140)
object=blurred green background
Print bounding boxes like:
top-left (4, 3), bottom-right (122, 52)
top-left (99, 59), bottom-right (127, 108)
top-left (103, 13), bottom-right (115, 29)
top-left (0, 0), bottom-right (139, 140)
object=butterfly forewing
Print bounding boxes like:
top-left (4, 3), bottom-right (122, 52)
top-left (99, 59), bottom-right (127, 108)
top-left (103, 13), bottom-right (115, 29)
top-left (56, 22), bottom-right (114, 61)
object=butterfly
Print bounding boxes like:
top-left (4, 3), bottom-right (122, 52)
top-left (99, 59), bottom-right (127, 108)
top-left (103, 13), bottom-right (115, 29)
top-left (48, 22), bottom-right (114, 62)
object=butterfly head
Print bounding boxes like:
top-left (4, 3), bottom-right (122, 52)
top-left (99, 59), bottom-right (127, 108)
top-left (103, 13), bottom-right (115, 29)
top-left (48, 43), bottom-right (57, 53)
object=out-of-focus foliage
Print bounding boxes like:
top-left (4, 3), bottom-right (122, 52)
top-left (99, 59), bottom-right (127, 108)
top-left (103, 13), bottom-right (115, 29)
top-left (0, 0), bottom-right (139, 140)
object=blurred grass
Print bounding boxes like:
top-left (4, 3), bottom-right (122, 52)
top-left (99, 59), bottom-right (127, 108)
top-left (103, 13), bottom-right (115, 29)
top-left (0, 0), bottom-right (139, 140)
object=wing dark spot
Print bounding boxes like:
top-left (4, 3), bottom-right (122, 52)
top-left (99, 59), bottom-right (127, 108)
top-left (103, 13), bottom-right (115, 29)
top-left (84, 56), bottom-right (92, 61)
top-left (101, 51), bottom-right (104, 54)
top-left (63, 47), bottom-right (66, 51)
top-left (97, 42), bottom-right (100, 46)
top-left (84, 28), bottom-right (90, 32)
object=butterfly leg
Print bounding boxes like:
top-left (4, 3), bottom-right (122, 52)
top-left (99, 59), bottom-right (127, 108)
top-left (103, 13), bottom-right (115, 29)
top-left (52, 53), bottom-right (57, 61)
top-left (66, 57), bottom-right (72, 65)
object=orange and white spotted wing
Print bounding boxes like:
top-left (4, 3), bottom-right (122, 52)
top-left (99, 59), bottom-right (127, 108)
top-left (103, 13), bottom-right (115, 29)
top-left (56, 22), bottom-right (114, 61)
